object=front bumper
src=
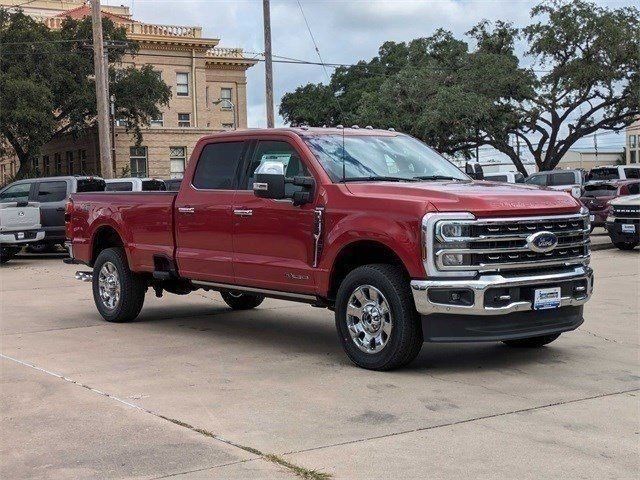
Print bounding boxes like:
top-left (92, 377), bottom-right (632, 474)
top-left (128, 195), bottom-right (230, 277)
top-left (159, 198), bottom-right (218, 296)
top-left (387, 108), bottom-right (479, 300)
top-left (0, 230), bottom-right (45, 245)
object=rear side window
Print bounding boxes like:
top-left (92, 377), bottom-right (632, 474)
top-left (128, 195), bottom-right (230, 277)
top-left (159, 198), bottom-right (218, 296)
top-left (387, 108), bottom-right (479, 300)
top-left (0, 183), bottom-right (31, 202)
top-left (142, 180), bottom-right (166, 191)
top-left (36, 181), bottom-right (67, 202)
top-left (106, 182), bottom-right (133, 191)
top-left (192, 142), bottom-right (245, 190)
top-left (624, 168), bottom-right (640, 179)
top-left (626, 182), bottom-right (639, 195)
top-left (548, 172), bottom-right (576, 186)
top-left (77, 178), bottom-right (106, 192)
top-left (589, 168), bottom-right (619, 181)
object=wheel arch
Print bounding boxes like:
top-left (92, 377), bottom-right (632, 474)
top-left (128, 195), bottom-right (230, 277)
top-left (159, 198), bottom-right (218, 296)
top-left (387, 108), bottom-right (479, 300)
top-left (90, 224), bottom-right (126, 266)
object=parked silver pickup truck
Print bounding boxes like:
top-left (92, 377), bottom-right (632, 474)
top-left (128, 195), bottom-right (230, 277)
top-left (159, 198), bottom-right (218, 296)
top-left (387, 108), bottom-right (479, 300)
top-left (0, 202), bottom-right (44, 263)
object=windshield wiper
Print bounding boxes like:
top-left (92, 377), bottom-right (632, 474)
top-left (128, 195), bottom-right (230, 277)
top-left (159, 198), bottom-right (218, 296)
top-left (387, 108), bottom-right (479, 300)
top-left (413, 175), bottom-right (463, 181)
top-left (343, 176), bottom-right (418, 182)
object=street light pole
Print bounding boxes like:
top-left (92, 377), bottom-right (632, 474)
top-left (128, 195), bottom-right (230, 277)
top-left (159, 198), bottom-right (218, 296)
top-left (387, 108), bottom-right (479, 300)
top-left (90, 0), bottom-right (113, 178)
top-left (263, 0), bottom-right (275, 128)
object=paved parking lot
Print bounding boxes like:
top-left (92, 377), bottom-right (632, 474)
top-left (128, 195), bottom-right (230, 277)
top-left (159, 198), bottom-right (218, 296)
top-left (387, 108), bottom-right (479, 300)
top-left (1, 249), bottom-right (638, 479)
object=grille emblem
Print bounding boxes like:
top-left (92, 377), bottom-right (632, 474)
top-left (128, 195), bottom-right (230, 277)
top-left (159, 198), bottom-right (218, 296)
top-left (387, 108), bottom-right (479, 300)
top-left (526, 231), bottom-right (558, 253)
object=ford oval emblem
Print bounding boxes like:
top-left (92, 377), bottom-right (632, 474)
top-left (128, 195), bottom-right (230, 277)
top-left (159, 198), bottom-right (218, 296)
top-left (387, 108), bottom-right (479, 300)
top-left (526, 231), bottom-right (558, 253)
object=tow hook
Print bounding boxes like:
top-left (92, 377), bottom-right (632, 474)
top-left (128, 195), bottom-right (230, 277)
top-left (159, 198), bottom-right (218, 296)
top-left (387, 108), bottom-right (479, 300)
top-left (75, 271), bottom-right (93, 282)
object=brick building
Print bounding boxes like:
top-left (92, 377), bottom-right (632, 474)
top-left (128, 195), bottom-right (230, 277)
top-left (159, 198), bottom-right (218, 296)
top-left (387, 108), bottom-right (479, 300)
top-left (0, 0), bottom-right (257, 184)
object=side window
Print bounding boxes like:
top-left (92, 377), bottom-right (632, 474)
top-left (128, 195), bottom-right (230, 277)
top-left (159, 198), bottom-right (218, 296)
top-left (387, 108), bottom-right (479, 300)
top-left (0, 183), bottom-right (31, 203)
top-left (106, 182), bottom-right (133, 192)
top-left (548, 172), bottom-right (576, 186)
top-left (624, 168), bottom-right (640, 179)
top-left (192, 141), bottom-right (245, 190)
top-left (627, 182), bottom-right (640, 195)
top-left (36, 181), bottom-right (67, 202)
top-left (526, 174), bottom-right (546, 186)
top-left (243, 140), bottom-right (310, 192)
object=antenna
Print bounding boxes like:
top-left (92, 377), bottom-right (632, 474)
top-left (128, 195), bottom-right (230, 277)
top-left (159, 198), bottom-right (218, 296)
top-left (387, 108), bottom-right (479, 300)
top-left (342, 125), bottom-right (346, 183)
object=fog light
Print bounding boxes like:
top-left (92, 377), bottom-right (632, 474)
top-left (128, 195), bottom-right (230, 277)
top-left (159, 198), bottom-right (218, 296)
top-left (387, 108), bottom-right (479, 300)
top-left (442, 253), bottom-right (468, 266)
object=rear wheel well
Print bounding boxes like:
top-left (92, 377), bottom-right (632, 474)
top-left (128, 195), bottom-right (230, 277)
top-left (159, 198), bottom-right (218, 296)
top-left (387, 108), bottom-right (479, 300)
top-left (328, 241), bottom-right (409, 302)
top-left (91, 226), bottom-right (124, 266)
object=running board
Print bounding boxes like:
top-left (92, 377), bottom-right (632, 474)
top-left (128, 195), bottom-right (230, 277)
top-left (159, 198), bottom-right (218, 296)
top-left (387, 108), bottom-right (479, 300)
top-left (75, 271), bottom-right (93, 282)
top-left (192, 280), bottom-right (317, 303)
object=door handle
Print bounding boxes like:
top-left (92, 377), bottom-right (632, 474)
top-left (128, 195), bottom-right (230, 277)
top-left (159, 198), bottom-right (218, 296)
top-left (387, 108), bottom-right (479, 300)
top-left (178, 206), bottom-right (195, 214)
top-left (233, 209), bottom-right (253, 217)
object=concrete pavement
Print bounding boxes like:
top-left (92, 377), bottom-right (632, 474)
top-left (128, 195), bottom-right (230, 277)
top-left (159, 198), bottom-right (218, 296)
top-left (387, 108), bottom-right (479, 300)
top-left (1, 249), bottom-right (638, 479)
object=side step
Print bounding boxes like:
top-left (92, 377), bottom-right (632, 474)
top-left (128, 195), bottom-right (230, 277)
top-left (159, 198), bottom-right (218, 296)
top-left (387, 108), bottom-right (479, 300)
top-left (75, 271), bottom-right (92, 282)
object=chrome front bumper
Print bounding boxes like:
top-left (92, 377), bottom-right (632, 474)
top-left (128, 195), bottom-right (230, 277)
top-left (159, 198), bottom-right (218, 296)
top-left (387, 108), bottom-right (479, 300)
top-left (411, 266), bottom-right (593, 316)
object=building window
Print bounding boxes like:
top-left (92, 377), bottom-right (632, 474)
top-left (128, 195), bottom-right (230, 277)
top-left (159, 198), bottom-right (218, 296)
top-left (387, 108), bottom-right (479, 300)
top-left (129, 147), bottom-right (148, 178)
top-left (222, 123), bottom-right (234, 129)
top-left (630, 135), bottom-right (637, 148)
top-left (78, 149), bottom-right (87, 173)
top-left (631, 151), bottom-right (637, 164)
top-left (220, 88), bottom-right (232, 109)
top-left (178, 113), bottom-right (191, 128)
top-left (66, 151), bottom-right (74, 174)
top-left (149, 114), bottom-right (164, 127)
top-left (176, 72), bottom-right (189, 96)
top-left (169, 146), bottom-right (186, 179)
top-left (54, 153), bottom-right (62, 174)
top-left (43, 155), bottom-right (50, 175)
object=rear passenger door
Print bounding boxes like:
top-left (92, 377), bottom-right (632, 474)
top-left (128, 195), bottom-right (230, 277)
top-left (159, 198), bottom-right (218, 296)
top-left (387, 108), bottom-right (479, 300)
top-left (34, 180), bottom-right (69, 240)
top-left (175, 140), bottom-right (248, 283)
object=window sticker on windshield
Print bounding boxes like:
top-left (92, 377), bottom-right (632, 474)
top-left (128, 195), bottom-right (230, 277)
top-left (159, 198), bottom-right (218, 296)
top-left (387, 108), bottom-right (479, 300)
top-left (260, 153), bottom-right (292, 170)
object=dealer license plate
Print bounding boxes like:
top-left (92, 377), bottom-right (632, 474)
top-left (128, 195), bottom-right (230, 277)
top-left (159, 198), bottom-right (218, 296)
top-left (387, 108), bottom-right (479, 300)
top-left (534, 287), bottom-right (561, 310)
top-left (621, 224), bottom-right (636, 234)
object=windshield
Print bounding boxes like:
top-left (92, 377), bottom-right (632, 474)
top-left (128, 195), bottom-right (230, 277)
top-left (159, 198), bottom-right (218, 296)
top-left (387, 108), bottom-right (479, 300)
top-left (303, 134), bottom-right (468, 182)
top-left (588, 168), bottom-right (619, 181)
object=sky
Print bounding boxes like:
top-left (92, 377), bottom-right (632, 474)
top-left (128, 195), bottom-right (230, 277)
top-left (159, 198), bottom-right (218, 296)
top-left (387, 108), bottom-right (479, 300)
top-left (104, 0), bottom-right (635, 156)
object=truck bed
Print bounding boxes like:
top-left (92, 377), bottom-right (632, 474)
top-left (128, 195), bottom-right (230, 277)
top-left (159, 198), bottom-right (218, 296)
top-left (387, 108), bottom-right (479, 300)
top-left (69, 192), bottom-right (177, 272)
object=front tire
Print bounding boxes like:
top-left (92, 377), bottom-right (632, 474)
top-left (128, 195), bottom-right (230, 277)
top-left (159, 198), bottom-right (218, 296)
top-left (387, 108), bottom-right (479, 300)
top-left (502, 333), bottom-right (561, 348)
top-left (335, 264), bottom-right (423, 371)
top-left (92, 247), bottom-right (146, 322)
top-left (221, 291), bottom-right (265, 310)
top-left (614, 241), bottom-right (638, 250)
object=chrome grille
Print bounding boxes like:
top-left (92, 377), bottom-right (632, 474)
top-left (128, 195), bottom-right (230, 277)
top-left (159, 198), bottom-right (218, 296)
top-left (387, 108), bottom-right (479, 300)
top-left (434, 213), bottom-right (590, 273)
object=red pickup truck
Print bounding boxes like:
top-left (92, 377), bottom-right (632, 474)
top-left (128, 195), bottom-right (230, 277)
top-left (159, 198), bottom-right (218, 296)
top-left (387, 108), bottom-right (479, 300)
top-left (66, 128), bottom-right (593, 370)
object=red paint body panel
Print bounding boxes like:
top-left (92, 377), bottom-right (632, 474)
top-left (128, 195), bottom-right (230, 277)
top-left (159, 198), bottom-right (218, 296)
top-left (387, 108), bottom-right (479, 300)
top-left (68, 129), bottom-right (584, 299)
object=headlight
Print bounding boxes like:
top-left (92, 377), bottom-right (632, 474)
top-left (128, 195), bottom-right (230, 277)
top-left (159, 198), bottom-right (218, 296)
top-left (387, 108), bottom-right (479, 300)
top-left (571, 186), bottom-right (581, 199)
top-left (440, 223), bottom-right (469, 238)
top-left (423, 212), bottom-right (476, 278)
top-left (441, 252), bottom-right (471, 267)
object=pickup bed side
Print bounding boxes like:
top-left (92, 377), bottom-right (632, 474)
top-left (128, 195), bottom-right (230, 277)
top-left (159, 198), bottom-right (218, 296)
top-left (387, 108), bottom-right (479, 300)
top-left (68, 192), bottom-right (176, 272)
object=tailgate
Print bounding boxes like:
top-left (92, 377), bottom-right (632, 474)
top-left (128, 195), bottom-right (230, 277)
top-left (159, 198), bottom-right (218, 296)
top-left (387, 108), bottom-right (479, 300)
top-left (0, 203), bottom-right (41, 232)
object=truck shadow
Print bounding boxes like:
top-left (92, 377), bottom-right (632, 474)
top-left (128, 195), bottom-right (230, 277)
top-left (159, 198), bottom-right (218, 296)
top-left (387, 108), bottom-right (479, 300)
top-left (134, 303), bottom-right (570, 373)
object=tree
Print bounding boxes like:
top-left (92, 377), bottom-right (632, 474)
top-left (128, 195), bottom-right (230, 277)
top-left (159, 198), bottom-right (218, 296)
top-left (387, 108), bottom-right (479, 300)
top-left (279, 1), bottom-right (639, 174)
top-left (0, 9), bottom-right (171, 178)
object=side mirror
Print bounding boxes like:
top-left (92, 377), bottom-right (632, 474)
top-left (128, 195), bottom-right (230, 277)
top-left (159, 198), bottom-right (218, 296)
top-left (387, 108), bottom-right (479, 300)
top-left (464, 162), bottom-right (484, 180)
top-left (253, 161), bottom-right (286, 200)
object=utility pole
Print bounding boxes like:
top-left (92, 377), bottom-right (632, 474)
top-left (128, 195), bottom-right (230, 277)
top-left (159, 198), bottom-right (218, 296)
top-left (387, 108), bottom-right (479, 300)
top-left (91, 0), bottom-right (114, 178)
top-left (594, 133), bottom-right (599, 165)
top-left (262, 0), bottom-right (275, 128)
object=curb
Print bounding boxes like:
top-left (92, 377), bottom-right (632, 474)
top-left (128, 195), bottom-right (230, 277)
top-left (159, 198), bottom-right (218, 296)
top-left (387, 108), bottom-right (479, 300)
top-left (591, 242), bottom-right (615, 251)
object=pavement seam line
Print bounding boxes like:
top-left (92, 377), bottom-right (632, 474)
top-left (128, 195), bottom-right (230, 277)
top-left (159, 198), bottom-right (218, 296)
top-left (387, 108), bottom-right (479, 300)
top-left (282, 387), bottom-right (640, 456)
top-left (0, 353), bottom-right (331, 480)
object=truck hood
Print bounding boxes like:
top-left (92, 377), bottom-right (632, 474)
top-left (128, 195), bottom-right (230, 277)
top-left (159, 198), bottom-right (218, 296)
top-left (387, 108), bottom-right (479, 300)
top-left (345, 180), bottom-right (581, 217)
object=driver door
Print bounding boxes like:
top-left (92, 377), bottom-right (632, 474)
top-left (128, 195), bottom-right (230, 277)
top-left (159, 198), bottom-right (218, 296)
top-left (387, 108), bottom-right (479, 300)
top-left (232, 139), bottom-right (318, 294)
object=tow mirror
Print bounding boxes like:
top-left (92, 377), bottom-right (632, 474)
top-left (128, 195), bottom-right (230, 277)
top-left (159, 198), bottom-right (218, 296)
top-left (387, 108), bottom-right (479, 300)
top-left (465, 162), bottom-right (484, 180)
top-left (253, 161), bottom-right (286, 199)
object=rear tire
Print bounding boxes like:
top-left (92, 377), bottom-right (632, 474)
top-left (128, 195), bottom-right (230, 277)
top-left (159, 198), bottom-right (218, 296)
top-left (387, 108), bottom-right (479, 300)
top-left (335, 264), bottom-right (423, 371)
top-left (502, 333), bottom-right (561, 348)
top-left (221, 291), bottom-right (265, 310)
top-left (92, 247), bottom-right (146, 322)
top-left (614, 241), bottom-right (638, 250)
top-left (0, 246), bottom-right (20, 264)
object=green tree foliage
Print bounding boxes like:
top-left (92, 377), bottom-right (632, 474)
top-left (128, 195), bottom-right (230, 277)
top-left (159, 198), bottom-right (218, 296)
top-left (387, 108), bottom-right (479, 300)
top-left (279, 1), bottom-right (639, 174)
top-left (0, 9), bottom-right (171, 177)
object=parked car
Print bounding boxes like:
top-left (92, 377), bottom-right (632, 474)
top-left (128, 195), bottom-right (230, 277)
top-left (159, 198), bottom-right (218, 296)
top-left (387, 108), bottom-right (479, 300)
top-left (484, 172), bottom-right (525, 183)
top-left (524, 169), bottom-right (585, 198)
top-left (104, 177), bottom-right (166, 192)
top-left (0, 176), bottom-right (105, 252)
top-left (0, 201), bottom-right (45, 263)
top-left (588, 165), bottom-right (640, 181)
top-left (605, 194), bottom-right (639, 250)
top-left (67, 128), bottom-right (593, 371)
top-left (163, 178), bottom-right (183, 191)
top-left (580, 180), bottom-right (640, 230)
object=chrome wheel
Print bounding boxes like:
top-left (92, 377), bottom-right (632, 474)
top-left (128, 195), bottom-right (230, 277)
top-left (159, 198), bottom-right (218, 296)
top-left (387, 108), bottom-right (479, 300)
top-left (346, 285), bottom-right (392, 354)
top-left (98, 261), bottom-right (121, 310)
